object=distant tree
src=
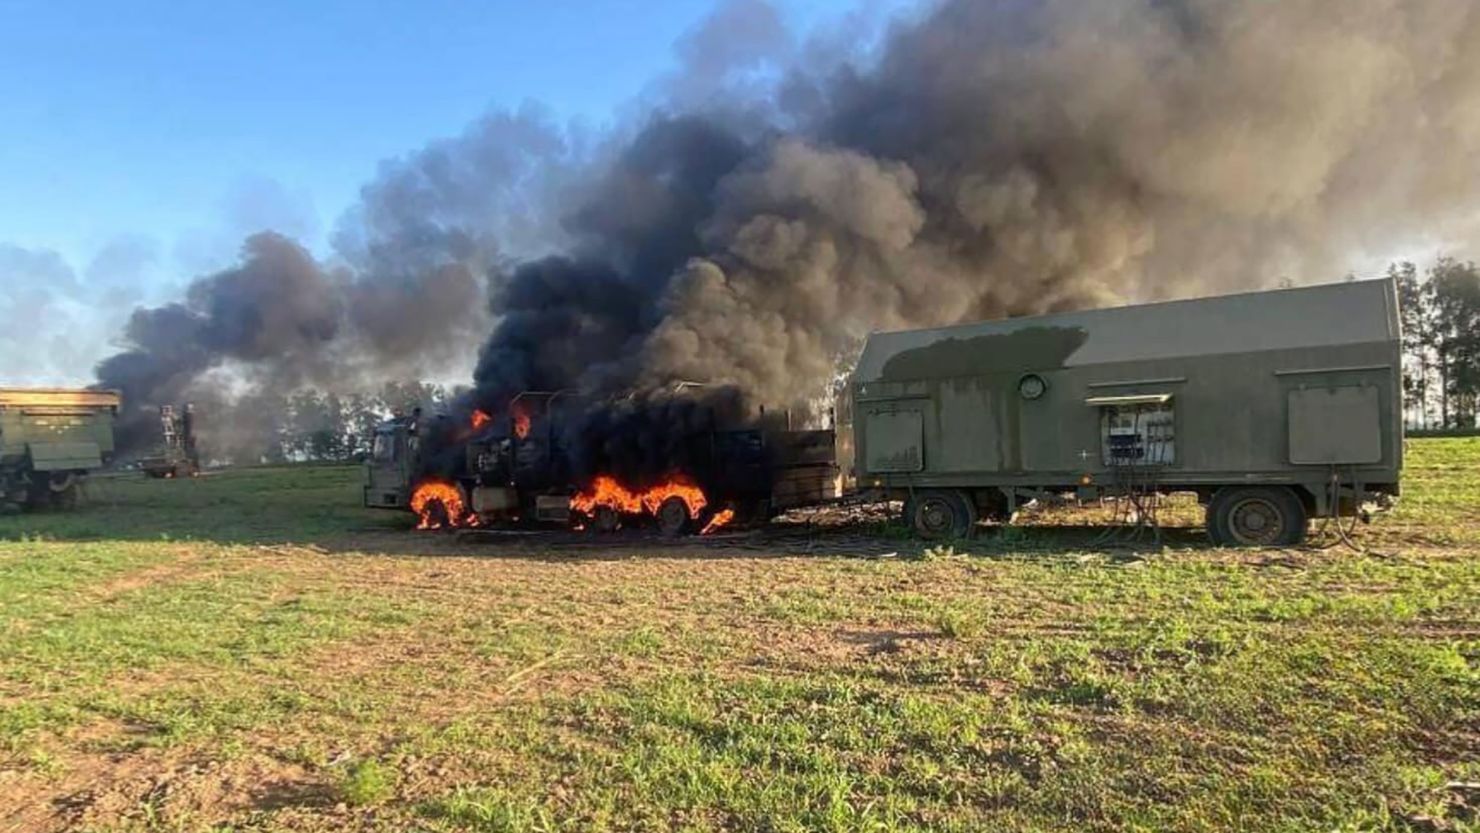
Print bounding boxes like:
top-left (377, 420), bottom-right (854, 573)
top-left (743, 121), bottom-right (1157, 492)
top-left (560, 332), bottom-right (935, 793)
top-left (344, 393), bottom-right (386, 460)
top-left (380, 380), bottom-right (448, 417)
top-left (288, 390), bottom-right (333, 461)
top-left (1393, 262), bottom-right (1436, 428)
top-left (319, 393), bottom-right (348, 460)
top-left (1428, 257), bottom-right (1480, 429)
top-left (201, 380), bottom-right (457, 465)
top-left (1398, 257), bottom-right (1480, 430)
top-left (222, 389), bottom-right (291, 464)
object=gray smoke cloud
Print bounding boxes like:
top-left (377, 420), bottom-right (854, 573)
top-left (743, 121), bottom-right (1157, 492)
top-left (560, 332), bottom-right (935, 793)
top-left (95, 108), bottom-right (581, 457)
top-left (92, 0), bottom-right (1480, 457)
top-left (630, 0), bottom-right (1480, 409)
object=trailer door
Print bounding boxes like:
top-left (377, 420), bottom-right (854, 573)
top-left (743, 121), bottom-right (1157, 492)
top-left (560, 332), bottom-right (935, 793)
top-left (864, 407), bottom-right (924, 473)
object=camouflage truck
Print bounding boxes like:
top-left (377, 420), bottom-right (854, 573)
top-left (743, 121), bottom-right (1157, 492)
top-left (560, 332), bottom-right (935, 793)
top-left (844, 278), bottom-right (1403, 545)
top-left (0, 388), bottom-right (121, 511)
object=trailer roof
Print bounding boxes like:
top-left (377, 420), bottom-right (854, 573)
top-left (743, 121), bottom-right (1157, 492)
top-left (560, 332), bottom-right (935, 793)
top-left (855, 278), bottom-right (1398, 382)
top-left (0, 388), bottom-right (122, 409)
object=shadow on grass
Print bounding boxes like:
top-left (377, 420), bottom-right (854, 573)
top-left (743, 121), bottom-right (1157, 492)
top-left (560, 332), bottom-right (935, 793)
top-left (0, 463), bottom-right (1217, 562)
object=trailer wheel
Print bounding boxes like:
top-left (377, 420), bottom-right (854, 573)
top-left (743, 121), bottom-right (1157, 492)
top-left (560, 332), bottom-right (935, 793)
top-left (656, 496), bottom-right (692, 537)
top-left (906, 490), bottom-right (976, 540)
top-left (1208, 486), bottom-right (1307, 547)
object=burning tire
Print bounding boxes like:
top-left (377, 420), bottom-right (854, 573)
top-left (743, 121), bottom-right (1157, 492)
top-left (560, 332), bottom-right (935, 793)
top-left (656, 495), bottom-right (693, 537)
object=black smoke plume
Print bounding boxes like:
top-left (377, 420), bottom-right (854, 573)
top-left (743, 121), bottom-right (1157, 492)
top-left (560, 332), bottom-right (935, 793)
top-left (96, 0), bottom-right (1480, 469)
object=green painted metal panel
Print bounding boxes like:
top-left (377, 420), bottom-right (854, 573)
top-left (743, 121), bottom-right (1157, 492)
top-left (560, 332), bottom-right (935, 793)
top-left (27, 442), bottom-right (103, 471)
top-left (935, 378), bottom-right (1001, 472)
top-left (864, 409), bottom-right (924, 472)
top-left (1288, 386), bottom-right (1381, 464)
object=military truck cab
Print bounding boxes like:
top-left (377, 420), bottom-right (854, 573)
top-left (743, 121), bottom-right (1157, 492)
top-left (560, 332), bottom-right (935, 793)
top-left (364, 415), bottom-right (419, 510)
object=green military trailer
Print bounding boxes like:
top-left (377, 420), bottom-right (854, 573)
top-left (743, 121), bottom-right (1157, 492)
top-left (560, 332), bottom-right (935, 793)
top-left (843, 278), bottom-right (1403, 545)
top-left (0, 387), bottom-right (121, 511)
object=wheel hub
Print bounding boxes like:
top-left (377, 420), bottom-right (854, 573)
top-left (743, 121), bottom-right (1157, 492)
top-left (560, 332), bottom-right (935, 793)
top-left (920, 499), bottom-right (953, 533)
top-left (1230, 498), bottom-right (1283, 545)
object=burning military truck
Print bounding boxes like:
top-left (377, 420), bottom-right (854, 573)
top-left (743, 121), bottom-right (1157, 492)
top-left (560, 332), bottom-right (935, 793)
top-left (0, 388), bottom-right (121, 511)
top-left (367, 278), bottom-right (1403, 547)
top-left (364, 390), bottom-right (840, 536)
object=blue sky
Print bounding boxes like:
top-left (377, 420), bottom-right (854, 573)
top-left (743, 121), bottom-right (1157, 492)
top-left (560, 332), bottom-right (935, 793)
top-left (1, 0), bottom-right (862, 264)
top-left (0, 0), bottom-right (884, 383)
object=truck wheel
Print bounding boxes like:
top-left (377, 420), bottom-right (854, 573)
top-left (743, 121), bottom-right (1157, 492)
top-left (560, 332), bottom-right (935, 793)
top-left (906, 490), bottom-right (976, 540)
top-left (23, 482), bottom-right (48, 511)
top-left (1208, 487), bottom-right (1307, 547)
top-left (49, 477), bottom-right (79, 511)
top-left (656, 496), bottom-right (692, 537)
top-left (592, 505), bottom-right (622, 533)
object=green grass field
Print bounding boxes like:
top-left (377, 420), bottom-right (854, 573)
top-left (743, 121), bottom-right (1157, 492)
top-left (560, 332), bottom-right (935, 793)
top-left (1, 441), bottom-right (1476, 832)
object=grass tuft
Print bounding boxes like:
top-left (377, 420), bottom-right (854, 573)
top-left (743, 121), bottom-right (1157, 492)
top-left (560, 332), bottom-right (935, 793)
top-left (339, 758), bottom-right (395, 807)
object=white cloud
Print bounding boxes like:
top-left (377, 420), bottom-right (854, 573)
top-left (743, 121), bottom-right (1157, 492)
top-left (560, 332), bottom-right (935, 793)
top-left (0, 239), bottom-right (161, 386)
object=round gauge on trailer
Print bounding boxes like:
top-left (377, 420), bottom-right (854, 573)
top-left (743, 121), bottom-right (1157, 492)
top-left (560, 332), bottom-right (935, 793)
top-left (1018, 373), bottom-right (1048, 400)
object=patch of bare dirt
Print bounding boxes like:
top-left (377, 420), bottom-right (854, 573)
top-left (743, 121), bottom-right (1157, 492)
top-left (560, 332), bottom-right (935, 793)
top-left (82, 547), bottom-right (208, 602)
top-left (3, 738), bottom-right (328, 833)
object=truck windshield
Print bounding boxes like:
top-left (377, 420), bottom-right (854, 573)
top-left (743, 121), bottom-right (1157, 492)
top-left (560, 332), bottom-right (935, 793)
top-left (372, 432), bottom-right (397, 463)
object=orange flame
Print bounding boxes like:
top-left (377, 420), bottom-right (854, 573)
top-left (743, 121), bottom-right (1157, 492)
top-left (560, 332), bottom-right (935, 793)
top-left (570, 474), bottom-right (708, 520)
top-left (470, 409), bottom-right (492, 431)
top-left (511, 405), bottom-right (531, 440)
top-left (700, 508), bottom-right (735, 535)
top-left (410, 478), bottom-right (480, 530)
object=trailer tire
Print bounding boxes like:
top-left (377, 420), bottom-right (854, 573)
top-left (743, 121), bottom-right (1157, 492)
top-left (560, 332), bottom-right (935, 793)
top-left (1207, 486), bottom-right (1307, 548)
top-left (906, 489), bottom-right (976, 540)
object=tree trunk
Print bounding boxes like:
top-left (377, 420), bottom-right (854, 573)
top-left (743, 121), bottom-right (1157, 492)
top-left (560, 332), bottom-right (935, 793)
top-left (1438, 351), bottom-right (1452, 429)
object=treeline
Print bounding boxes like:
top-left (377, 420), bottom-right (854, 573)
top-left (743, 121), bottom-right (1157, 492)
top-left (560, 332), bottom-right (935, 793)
top-left (206, 381), bottom-right (456, 465)
top-left (1393, 258), bottom-right (1480, 430)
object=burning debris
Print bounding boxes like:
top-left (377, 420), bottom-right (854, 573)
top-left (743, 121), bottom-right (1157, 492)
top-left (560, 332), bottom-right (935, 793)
top-left (570, 474), bottom-right (709, 536)
top-left (700, 508), bottom-right (736, 536)
top-left (511, 405), bottom-right (531, 441)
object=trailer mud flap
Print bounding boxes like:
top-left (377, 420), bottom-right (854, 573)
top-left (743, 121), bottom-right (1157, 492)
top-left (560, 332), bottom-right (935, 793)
top-left (26, 442), bottom-right (103, 471)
